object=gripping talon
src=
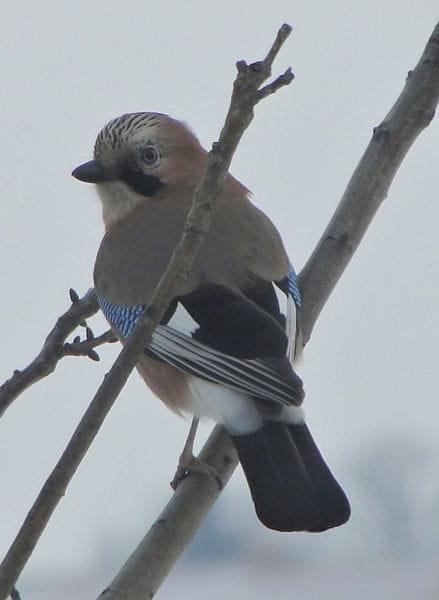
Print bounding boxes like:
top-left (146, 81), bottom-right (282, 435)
top-left (171, 456), bottom-right (223, 490)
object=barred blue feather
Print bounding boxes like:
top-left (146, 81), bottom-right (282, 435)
top-left (287, 267), bottom-right (301, 307)
top-left (97, 295), bottom-right (143, 338)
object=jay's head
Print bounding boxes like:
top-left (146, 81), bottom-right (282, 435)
top-left (72, 112), bottom-right (206, 227)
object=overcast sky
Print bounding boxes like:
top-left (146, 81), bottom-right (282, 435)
top-left (1, 2), bottom-right (438, 598)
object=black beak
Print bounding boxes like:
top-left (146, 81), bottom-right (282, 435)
top-left (71, 160), bottom-right (118, 183)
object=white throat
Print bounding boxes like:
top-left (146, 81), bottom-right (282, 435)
top-left (96, 181), bottom-right (145, 228)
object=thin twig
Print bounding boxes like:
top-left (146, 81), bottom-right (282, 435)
top-left (97, 21), bottom-right (439, 600)
top-left (256, 67), bottom-right (294, 102)
top-left (0, 23), bottom-right (295, 600)
top-left (63, 330), bottom-right (117, 360)
top-left (0, 289), bottom-right (100, 418)
top-left (264, 23), bottom-right (292, 70)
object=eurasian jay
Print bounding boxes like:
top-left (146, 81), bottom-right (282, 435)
top-left (72, 112), bottom-right (350, 532)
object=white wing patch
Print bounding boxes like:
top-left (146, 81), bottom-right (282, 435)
top-left (286, 295), bottom-right (298, 363)
top-left (167, 301), bottom-right (198, 336)
top-left (274, 282), bottom-right (298, 364)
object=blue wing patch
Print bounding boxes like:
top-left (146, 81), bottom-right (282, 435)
top-left (98, 295), bottom-right (144, 338)
top-left (287, 267), bottom-right (301, 307)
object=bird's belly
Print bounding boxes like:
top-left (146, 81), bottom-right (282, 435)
top-left (136, 355), bottom-right (192, 415)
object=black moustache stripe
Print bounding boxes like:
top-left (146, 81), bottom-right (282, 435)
top-left (119, 170), bottom-right (164, 197)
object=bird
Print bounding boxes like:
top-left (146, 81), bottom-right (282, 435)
top-left (72, 112), bottom-right (350, 532)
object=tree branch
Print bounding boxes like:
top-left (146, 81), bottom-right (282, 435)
top-left (298, 22), bottom-right (439, 344)
top-left (0, 24), bottom-right (295, 600)
top-left (97, 21), bottom-right (439, 600)
top-left (0, 288), bottom-right (100, 419)
top-left (9, 587), bottom-right (20, 600)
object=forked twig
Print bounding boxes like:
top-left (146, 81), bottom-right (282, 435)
top-left (0, 289), bottom-right (102, 418)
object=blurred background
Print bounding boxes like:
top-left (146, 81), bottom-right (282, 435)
top-left (1, 1), bottom-right (438, 598)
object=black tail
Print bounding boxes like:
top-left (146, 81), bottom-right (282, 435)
top-left (231, 421), bottom-right (350, 532)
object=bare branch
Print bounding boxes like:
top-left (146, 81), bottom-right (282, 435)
top-left (0, 289), bottom-right (99, 418)
top-left (0, 23), bottom-right (294, 600)
top-left (298, 22), bottom-right (439, 344)
top-left (97, 21), bottom-right (439, 600)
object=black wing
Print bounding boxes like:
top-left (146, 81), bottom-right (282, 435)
top-left (146, 282), bottom-right (304, 406)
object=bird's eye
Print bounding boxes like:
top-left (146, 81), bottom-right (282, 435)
top-left (140, 145), bottom-right (160, 165)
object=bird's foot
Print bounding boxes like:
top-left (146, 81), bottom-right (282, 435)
top-left (170, 455), bottom-right (223, 491)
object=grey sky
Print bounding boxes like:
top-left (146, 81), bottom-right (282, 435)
top-left (1, 2), bottom-right (438, 598)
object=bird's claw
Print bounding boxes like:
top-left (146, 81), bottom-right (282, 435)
top-left (170, 456), bottom-right (223, 491)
